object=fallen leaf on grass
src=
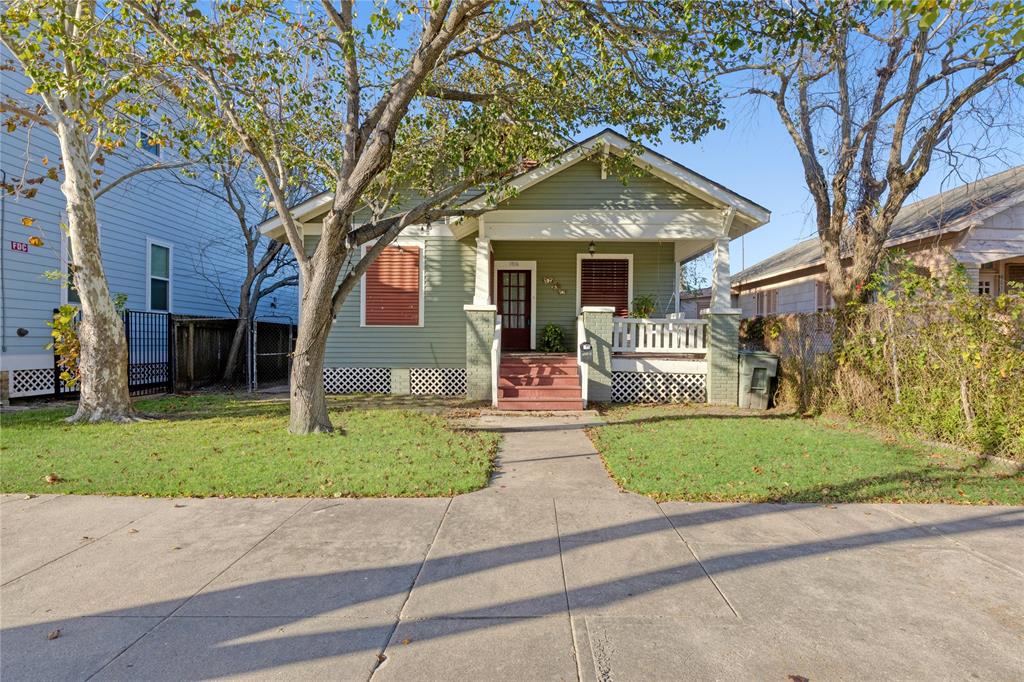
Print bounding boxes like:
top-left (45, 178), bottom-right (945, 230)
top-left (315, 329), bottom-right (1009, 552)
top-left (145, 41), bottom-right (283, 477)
top-left (47, 629), bottom-right (61, 640)
top-left (44, 474), bottom-right (62, 484)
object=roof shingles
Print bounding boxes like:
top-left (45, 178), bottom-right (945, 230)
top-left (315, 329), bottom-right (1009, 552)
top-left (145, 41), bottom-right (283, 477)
top-left (734, 166), bottom-right (1024, 285)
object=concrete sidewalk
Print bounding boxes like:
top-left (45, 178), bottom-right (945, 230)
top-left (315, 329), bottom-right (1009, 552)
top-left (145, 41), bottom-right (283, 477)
top-left (2, 413), bottom-right (1022, 680)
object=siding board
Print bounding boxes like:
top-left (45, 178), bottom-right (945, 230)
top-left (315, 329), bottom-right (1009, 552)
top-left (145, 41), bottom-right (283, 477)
top-left (500, 159), bottom-right (713, 211)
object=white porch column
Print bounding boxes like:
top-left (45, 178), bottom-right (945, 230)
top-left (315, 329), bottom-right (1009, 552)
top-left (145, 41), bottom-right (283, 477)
top-left (473, 236), bottom-right (491, 305)
top-left (710, 236), bottom-right (731, 310)
top-left (710, 208), bottom-right (736, 311)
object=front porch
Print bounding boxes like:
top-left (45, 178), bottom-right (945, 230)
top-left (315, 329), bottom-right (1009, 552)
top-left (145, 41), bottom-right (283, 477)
top-left (464, 228), bottom-right (744, 408)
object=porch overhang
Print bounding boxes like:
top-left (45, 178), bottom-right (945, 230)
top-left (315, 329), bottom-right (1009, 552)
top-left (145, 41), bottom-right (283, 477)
top-left (478, 209), bottom-right (728, 241)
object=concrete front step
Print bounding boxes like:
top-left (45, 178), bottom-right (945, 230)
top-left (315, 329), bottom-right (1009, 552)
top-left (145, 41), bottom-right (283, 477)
top-left (499, 385), bottom-right (582, 400)
top-left (496, 398), bottom-right (586, 411)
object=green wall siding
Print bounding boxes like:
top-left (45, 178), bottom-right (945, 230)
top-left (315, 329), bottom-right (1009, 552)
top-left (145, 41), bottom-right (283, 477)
top-left (321, 235), bottom-right (475, 368)
top-left (500, 159), bottom-right (712, 210)
top-left (492, 240), bottom-right (677, 348)
top-left (314, 235), bottom-right (678, 364)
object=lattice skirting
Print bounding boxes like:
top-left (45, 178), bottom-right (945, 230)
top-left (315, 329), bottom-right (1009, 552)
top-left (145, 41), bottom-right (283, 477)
top-left (323, 367), bottom-right (391, 394)
top-left (410, 367), bottom-right (467, 396)
top-left (9, 368), bottom-right (54, 398)
top-left (612, 371), bottom-right (707, 403)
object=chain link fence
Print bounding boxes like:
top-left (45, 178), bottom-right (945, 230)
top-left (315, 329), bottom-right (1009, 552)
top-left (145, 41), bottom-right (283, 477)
top-left (249, 318), bottom-right (294, 391)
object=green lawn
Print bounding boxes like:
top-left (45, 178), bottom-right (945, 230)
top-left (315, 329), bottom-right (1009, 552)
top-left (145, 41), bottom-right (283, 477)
top-left (0, 394), bottom-right (499, 498)
top-left (590, 405), bottom-right (1024, 505)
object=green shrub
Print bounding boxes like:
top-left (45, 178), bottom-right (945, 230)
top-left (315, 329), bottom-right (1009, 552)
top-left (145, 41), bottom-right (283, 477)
top-left (630, 294), bottom-right (656, 318)
top-left (830, 258), bottom-right (1024, 459)
top-left (538, 323), bottom-right (567, 352)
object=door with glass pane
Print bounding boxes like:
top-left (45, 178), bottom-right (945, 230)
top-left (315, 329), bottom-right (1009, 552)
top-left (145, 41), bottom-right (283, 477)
top-left (498, 270), bottom-right (531, 350)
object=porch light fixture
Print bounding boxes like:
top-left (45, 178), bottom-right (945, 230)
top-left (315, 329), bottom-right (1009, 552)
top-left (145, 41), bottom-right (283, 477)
top-left (588, 241), bottom-right (596, 256)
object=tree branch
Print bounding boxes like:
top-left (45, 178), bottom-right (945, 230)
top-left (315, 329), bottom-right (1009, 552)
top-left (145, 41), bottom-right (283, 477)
top-left (94, 160), bottom-right (193, 199)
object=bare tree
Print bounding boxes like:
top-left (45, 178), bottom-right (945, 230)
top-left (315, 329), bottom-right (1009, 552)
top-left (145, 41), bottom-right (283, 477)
top-left (176, 160), bottom-right (298, 385)
top-left (734, 1), bottom-right (1024, 314)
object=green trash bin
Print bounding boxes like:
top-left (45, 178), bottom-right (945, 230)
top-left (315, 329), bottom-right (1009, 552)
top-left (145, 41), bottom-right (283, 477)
top-left (738, 350), bottom-right (779, 409)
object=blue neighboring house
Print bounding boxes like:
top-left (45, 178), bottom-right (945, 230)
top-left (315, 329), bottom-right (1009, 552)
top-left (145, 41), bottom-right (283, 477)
top-left (0, 66), bottom-right (296, 399)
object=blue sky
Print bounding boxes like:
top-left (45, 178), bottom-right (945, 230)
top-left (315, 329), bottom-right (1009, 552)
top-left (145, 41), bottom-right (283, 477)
top-left (585, 96), bottom-right (1024, 277)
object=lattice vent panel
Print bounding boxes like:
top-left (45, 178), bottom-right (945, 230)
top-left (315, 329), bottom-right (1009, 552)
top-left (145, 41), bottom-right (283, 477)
top-left (10, 368), bottom-right (53, 397)
top-left (611, 372), bottom-right (706, 404)
top-left (410, 367), bottom-right (467, 396)
top-left (323, 367), bottom-right (391, 394)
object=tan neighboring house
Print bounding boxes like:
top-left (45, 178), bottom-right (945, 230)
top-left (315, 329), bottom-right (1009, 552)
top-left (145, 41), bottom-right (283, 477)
top-left (731, 166), bottom-right (1024, 316)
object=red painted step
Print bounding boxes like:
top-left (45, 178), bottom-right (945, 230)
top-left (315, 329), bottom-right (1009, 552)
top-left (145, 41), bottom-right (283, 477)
top-left (500, 354), bottom-right (577, 366)
top-left (499, 374), bottom-right (581, 387)
top-left (496, 398), bottom-right (585, 411)
top-left (499, 385), bottom-right (582, 400)
top-left (499, 365), bottom-right (579, 378)
top-left (497, 353), bottom-right (583, 411)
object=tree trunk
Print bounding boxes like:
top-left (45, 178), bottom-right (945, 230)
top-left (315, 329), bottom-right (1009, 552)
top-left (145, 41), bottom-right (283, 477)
top-left (221, 282), bottom-right (252, 385)
top-left (58, 120), bottom-right (135, 422)
top-left (288, 255), bottom-right (344, 434)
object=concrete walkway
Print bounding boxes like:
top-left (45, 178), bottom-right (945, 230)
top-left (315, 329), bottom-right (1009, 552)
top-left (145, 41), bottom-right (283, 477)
top-left (2, 414), bottom-right (1022, 681)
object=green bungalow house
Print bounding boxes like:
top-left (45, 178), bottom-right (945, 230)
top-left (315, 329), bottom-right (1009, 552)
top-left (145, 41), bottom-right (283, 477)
top-left (258, 130), bottom-right (770, 409)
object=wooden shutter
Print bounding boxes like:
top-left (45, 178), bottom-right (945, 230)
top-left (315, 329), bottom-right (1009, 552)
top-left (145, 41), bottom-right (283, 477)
top-left (364, 246), bottom-right (421, 325)
top-left (580, 258), bottom-right (629, 316)
top-left (815, 281), bottom-right (832, 312)
top-left (1007, 264), bottom-right (1024, 288)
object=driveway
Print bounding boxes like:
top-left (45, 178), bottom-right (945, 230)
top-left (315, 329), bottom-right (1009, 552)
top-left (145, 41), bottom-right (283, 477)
top-left (2, 413), bottom-right (1022, 680)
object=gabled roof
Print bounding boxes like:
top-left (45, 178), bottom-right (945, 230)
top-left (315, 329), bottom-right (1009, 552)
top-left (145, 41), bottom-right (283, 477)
top-left (258, 128), bottom-right (771, 239)
top-left (458, 128), bottom-right (770, 233)
top-left (733, 166), bottom-right (1024, 286)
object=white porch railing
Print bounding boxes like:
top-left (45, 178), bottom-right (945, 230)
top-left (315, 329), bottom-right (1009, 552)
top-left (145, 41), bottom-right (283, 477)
top-left (490, 315), bottom-right (502, 407)
top-left (576, 315), bottom-right (588, 407)
top-left (612, 317), bottom-right (707, 355)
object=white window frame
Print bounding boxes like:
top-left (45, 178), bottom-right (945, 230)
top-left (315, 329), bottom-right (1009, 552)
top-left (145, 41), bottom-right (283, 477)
top-left (359, 239), bottom-right (426, 328)
top-left (978, 276), bottom-right (993, 297)
top-left (146, 238), bottom-right (173, 312)
top-left (493, 259), bottom-right (538, 350)
top-left (576, 252), bottom-right (634, 316)
top-left (139, 117), bottom-right (163, 159)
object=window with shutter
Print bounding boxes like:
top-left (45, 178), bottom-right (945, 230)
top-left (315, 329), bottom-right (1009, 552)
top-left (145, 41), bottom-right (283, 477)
top-left (363, 245), bottom-right (422, 326)
top-left (1007, 264), bottom-right (1024, 291)
top-left (755, 289), bottom-right (777, 316)
top-left (579, 257), bottom-right (630, 316)
top-left (815, 280), bottom-right (833, 312)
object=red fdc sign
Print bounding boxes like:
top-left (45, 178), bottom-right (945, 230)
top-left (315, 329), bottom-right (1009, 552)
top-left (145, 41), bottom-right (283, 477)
top-left (10, 241), bottom-right (29, 253)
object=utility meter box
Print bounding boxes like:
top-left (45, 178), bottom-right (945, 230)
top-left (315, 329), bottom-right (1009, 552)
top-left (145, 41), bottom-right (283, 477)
top-left (738, 350), bottom-right (780, 410)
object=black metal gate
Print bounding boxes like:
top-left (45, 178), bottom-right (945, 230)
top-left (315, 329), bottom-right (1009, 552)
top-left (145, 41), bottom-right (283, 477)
top-left (53, 309), bottom-right (175, 398)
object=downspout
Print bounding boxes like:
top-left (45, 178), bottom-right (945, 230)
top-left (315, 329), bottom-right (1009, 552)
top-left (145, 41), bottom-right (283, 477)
top-left (1, 170), bottom-right (7, 353)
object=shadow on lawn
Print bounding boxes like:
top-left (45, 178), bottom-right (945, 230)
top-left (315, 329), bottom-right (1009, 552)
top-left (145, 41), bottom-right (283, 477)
top-left (675, 466), bottom-right (1024, 505)
top-left (4, 393), bottom-right (479, 425)
top-left (2, 502), bottom-right (1021, 679)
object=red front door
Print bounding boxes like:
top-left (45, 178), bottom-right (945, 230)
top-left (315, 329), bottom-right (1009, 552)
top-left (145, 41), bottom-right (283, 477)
top-left (498, 270), bottom-right (531, 350)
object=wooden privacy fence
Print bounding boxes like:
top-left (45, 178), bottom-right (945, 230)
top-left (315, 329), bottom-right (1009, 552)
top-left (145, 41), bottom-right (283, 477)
top-left (174, 317), bottom-right (294, 391)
